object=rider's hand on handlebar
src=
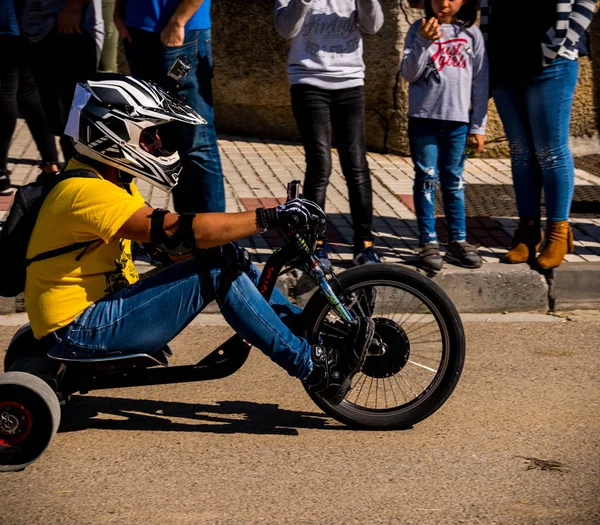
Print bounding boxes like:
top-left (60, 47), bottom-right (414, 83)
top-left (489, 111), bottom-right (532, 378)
top-left (265, 198), bottom-right (327, 233)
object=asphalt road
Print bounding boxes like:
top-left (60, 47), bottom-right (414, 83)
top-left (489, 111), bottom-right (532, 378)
top-left (0, 314), bottom-right (599, 525)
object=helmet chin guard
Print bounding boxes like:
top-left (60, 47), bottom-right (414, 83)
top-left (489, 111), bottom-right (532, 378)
top-left (65, 75), bottom-right (206, 192)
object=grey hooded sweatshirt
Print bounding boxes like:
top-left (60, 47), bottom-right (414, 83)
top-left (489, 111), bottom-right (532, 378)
top-left (275, 0), bottom-right (384, 89)
top-left (400, 20), bottom-right (489, 135)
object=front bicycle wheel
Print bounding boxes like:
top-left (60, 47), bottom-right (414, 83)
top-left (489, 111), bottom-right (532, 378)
top-left (302, 264), bottom-right (465, 429)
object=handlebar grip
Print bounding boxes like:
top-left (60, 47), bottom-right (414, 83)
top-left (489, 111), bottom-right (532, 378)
top-left (287, 180), bottom-right (301, 201)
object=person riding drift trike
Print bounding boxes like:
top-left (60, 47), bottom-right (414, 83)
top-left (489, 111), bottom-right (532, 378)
top-left (0, 74), bottom-right (466, 472)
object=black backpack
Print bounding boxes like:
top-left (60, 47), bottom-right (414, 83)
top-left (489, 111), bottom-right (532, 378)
top-left (0, 169), bottom-right (100, 297)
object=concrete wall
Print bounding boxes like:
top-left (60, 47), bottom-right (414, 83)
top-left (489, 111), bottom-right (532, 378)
top-left (210, 1), bottom-right (599, 157)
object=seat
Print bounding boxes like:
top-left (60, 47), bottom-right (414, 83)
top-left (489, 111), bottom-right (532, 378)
top-left (48, 345), bottom-right (172, 369)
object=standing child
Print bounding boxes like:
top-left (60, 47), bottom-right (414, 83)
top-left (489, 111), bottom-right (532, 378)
top-left (275, 0), bottom-right (384, 268)
top-left (400, 0), bottom-right (488, 270)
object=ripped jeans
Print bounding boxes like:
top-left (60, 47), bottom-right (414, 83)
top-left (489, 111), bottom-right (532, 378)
top-left (408, 118), bottom-right (468, 245)
top-left (493, 57), bottom-right (578, 221)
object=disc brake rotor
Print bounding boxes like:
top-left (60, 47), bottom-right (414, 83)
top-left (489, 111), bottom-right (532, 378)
top-left (0, 401), bottom-right (33, 446)
top-left (362, 318), bottom-right (410, 379)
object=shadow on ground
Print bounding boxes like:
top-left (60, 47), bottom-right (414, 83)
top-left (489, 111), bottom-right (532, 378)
top-left (59, 396), bottom-right (334, 436)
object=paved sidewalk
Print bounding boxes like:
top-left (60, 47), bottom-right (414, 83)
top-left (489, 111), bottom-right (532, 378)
top-left (2, 119), bottom-right (600, 312)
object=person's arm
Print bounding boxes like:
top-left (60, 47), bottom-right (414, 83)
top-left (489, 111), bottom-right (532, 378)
top-left (275, 0), bottom-right (313, 39)
top-left (115, 207), bottom-right (260, 248)
top-left (57, 0), bottom-right (90, 34)
top-left (468, 29), bottom-right (489, 154)
top-left (399, 21), bottom-right (439, 84)
top-left (542, 0), bottom-right (596, 64)
top-left (161, 0), bottom-right (205, 46)
top-left (357, 0), bottom-right (384, 35)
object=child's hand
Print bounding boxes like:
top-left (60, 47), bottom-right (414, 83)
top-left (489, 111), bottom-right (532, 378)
top-left (467, 134), bottom-right (485, 156)
top-left (418, 17), bottom-right (444, 41)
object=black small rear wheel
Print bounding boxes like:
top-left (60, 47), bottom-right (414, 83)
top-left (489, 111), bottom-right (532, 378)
top-left (303, 264), bottom-right (465, 429)
top-left (0, 372), bottom-right (61, 472)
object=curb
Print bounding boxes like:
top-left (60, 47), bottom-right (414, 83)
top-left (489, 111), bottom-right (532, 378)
top-left (1, 262), bottom-right (598, 318)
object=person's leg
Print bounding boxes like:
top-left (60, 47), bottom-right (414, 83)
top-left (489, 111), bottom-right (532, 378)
top-left (408, 118), bottom-right (440, 246)
top-left (0, 35), bottom-right (19, 185)
top-left (48, 250), bottom-right (313, 379)
top-left (99, 0), bottom-right (119, 73)
top-left (16, 65), bottom-right (60, 168)
top-left (437, 121), bottom-right (469, 243)
top-left (329, 86), bottom-right (374, 252)
top-left (526, 57), bottom-right (579, 269)
top-left (526, 58), bottom-right (578, 222)
top-left (156, 29), bottom-right (225, 213)
top-left (493, 86), bottom-right (542, 219)
top-left (291, 84), bottom-right (333, 216)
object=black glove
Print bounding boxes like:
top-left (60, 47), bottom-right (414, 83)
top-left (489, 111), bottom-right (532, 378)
top-left (261, 198), bottom-right (327, 232)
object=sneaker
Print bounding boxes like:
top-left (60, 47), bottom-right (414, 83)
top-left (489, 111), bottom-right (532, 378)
top-left (0, 170), bottom-right (11, 193)
top-left (314, 243), bottom-right (332, 270)
top-left (305, 317), bottom-right (375, 405)
top-left (446, 241), bottom-right (482, 268)
top-left (353, 246), bottom-right (381, 266)
top-left (416, 243), bottom-right (443, 271)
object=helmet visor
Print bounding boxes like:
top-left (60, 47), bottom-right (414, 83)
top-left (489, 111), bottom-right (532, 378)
top-left (139, 126), bottom-right (176, 157)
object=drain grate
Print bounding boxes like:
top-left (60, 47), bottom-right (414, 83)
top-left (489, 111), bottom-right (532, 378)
top-left (434, 184), bottom-right (600, 218)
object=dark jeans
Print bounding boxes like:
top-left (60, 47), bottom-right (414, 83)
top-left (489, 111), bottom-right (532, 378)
top-left (0, 35), bottom-right (59, 172)
top-left (27, 27), bottom-right (97, 162)
top-left (124, 27), bottom-right (225, 213)
top-left (408, 118), bottom-right (468, 245)
top-left (493, 57), bottom-right (579, 222)
top-left (291, 84), bottom-right (373, 249)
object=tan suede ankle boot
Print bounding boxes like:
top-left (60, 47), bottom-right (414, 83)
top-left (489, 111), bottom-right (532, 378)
top-left (536, 221), bottom-right (574, 270)
top-left (502, 218), bottom-right (543, 264)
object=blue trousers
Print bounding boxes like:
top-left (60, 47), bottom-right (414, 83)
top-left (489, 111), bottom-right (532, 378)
top-left (124, 27), bottom-right (225, 214)
top-left (493, 57), bottom-right (579, 222)
top-left (408, 117), bottom-right (469, 245)
top-left (48, 250), bottom-right (312, 380)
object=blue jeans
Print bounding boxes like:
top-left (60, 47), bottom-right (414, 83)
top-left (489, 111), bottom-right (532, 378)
top-left (124, 27), bottom-right (225, 214)
top-left (408, 118), bottom-right (468, 245)
top-left (493, 57), bottom-right (579, 222)
top-left (47, 248), bottom-right (312, 380)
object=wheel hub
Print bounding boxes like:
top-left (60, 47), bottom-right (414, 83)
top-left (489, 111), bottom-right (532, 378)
top-left (0, 401), bottom-right (33, 446)
top-left (362, 318), bottom-right (410, 378)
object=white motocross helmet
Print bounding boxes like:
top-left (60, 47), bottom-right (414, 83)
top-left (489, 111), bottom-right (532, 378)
top-left (64, 74), bottom-right (206, 191)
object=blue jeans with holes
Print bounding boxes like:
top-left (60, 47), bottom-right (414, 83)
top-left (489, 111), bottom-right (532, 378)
top-left (47, 252), bottom-right (312, 380)
top-left (493, 57), bottom-right (578, 222)
top-left (408, 118), bottom-right (469, 245)
top-left (124, 27), bottom-right (225, 214)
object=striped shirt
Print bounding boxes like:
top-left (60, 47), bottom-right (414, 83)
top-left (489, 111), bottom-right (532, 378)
top-left (480, 0), bottom-right (596, 66)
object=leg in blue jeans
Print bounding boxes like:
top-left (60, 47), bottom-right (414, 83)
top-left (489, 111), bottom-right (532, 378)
top-left (48, 248), bottom-right (312, 380)
top-left (437, 122), bottom-right (468, 243)
top-left (409, 118), bottom-right (440, 245)
top-left (124, 28), bottom-right (225, 214)
top-left (494, 58), bottom-right (578, 221)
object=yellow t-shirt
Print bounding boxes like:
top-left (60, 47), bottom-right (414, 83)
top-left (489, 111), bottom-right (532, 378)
top-left (25, 159), bottom-right (146, 339)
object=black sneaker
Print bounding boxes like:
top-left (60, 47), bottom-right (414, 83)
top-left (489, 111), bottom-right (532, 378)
top-left (353, 246), bottom-right (381, 266)
top-left (416, 243), bottom-right (443, 271)
top-left (304, 317), bottom-right (375, 405)
top-left (0, 171), bottom-right (11, 193)
top-left (446, 241), bottom-right (482, 268)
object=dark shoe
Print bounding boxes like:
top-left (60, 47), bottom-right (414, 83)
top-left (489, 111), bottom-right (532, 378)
top-left (503, 217), bottom-right (543, 264)
top-left (446, 241), bottom-right (482, 268)
top-left (536, 221), bottom-right (574, 270)
top-left (305, 317), bottom-right (375, 405)
top-left (353, 246), bottom-right (381, 266)
top-left (416, 243), bottom-right (443, 271)
top-left (314, 243), bottom-right (332, 270)
top-left (0, 170), bottom-right (11, 192)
